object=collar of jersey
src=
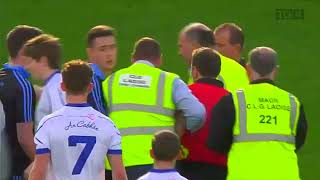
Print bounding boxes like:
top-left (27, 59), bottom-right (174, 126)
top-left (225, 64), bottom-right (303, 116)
top-left (149, 168), bottom-right (176, 173)
top-left (66, 103), bottom-right (90, 107)
top-left (90, 63), bottom-right (106, 80)
top-left (45, 70), bottom-right (60, 85)
top-left (134, 60), bottom-right (155, 67)
top-left (3, 63), bottom-right (30, 79)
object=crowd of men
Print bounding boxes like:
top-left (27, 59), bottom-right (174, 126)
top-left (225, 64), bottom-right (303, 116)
top-left (0, 23), bottom-right (307, 180)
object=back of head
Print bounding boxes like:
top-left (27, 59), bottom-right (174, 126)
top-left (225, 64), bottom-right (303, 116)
top-left (132, 37), bottom-right (161, 61)
top-left (182, 23), bottom-right (215, 47)
top-left (6, 25), bottom-right (43, 58)
top-left (87, 25), bottom-right (115, 47)
top-left (249, 47), bottom-right (278, 76)
top-left (62, 60), bottom-right (93, 95)
top-left (23, 34), bottom-right (61, 69)
top-left (214, 23), bottom-right (244, 49)
top-left (192, 47), bottom-right (221, 78)
top-left (152, 130), bottom-right (180, 161)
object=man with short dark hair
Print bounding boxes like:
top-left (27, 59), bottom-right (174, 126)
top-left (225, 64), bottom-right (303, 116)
top-left (0, 25), bottom-right (42, 179)
top-left (138, 130), bottom-right (187, 180)
top-left (207, 47), bottom-right (307, 180)
top-left (86, 25), bottom-right (116, 114)
top-left (23, 34), bottom-right (65, 128)
top-left (214, 23), bottom-right (246, 66)
top-left (178, 23), bottom-right (249, 91)
top-left (29, 60), bottom-right (127, 180)
top-left (178, 47), bottom-right (229, 180)
top-left (102, 37), bottom-right (205, 179)
top-left (87, 25), bottom-right (117, 76)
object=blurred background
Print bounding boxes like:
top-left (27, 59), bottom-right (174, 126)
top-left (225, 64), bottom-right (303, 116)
top-left (0, 0), bottom-right (319, 179)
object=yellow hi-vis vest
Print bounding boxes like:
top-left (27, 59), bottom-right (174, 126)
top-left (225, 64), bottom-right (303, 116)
top-left (102, 62), bottom-right (177, 168)
top-left (188, 53), bottom-right (249, 92)
top-left (228, 83), bottom-right (301, 180)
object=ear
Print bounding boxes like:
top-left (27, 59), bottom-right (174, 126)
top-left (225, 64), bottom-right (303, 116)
top-left (271, 66), bottom-right (279, 80)
top-left (154, 55), bottom-right (162, 68)
top-left (86, 48), bottom-right (92, 57)
top-left (87, 83), bottom-right (93, 93)
top-left (39, 56), bottom-right (49, 66)
top-left (234, 43), bottom-right (242, 52)
top-left (61, 82), bottom-right (67, 92)
top-left (191, 66), bottom-right (199, 82)
top-left (246, 64), bottom-right (253, 81)
top-left (150, 149), bottom-right (155, 159)
top-left (177, 149), bottom-right (183, 160)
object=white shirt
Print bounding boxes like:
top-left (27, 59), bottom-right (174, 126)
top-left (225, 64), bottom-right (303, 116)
top-left (34, 103), bottom-right (122, 180)
top-left (36, 71), bottom-right (65, 128)
top-left (138, 169), bottom-right (188, 180)
top-left (0, 100), bottom-right (10, 179)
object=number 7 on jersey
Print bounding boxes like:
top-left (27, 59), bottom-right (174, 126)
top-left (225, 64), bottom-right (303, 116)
top-left (68, 135), bottom-right (96, 175)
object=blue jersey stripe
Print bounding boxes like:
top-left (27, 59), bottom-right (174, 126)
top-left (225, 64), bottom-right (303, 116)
top-left (13, 71), bottom-right (28, 121)
top-left (92, 76), bottom-right (103, 113)
top-left (14, 72), bottom-right (33, 122)
top-left (95, 76), bottom-right (106, 114)
top-left (36, 148), bottom-right (50, 154)
top-left (94, 76), bottom-right (105, 113)
top-left (90, 77), bottom-right (99, 111)
top-left (16, 71), bottom-right (32, 121)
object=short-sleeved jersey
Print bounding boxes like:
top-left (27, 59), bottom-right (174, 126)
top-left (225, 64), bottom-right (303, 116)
top-left (35, 71), bottom-right (65, 128)
top-left (35, 103), bottom-right (121, 180)
top-left (138, 169), bottom-right (188, 180)
top-left (0, 63), bottom-right (35, 175)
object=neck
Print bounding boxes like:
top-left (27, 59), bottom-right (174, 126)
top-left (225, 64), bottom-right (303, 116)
top-left (42, 69), bottom-right (57, 81)
top-left (153, 160), bottom-right (175, 170)
top-left (234, 54), bottom-right (241, 62)
top-left (66, 94), bottom-right (88, 104)
top-left (9, 57), bottom-right (22, 66)
top-left (251, 76), bottom-right (273, 82)
top-left (104, 69), bottom-right (112, 76)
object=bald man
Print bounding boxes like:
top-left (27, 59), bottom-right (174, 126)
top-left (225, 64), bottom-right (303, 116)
top-left (178, 23), bottom-right (249, 98)
top-left (207, 47), bottom-right (307, 180)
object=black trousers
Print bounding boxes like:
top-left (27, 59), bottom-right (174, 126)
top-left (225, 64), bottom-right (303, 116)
top-left (177, 161), bottom-right (227, 180)
top-left (105, 164), bottom-right (152, 180)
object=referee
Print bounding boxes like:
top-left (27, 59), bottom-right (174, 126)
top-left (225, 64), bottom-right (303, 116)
top-left (0, 25), bottom-right (42, 179)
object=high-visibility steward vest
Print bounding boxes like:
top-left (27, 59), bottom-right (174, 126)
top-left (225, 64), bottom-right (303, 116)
top-left (228, 83), bottom-right (301, 180)
top-left (102, 62), bottom-right (177, 168)
top-left (188, 53), bottom-right (249, 92)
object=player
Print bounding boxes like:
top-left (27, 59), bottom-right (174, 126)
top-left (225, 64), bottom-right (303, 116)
top-left (22, 34), bottom-right (65, 128)
top-left (138, 130), bottom-right (187, 180)
top-left (29, 60), bottom-right (127, 180)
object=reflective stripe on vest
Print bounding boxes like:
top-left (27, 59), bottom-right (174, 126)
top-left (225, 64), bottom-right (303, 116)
top-left (234, 90), bottom-right (297, 144)
top-left (108, 71), bottom-right (175, 117)
top-left (120, 126), bottom-right (174, 136)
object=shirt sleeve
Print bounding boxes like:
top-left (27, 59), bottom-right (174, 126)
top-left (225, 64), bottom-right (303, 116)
top-left (34, 118), bottom-right (51, 154)
top-left (107, 125), bottom-right (122, 155)
top-left (15, 78), bottom-right (35, 123)
top-left (295, 104), bottom-right (308, 151)
top-left (207, 94), bottom-right (235, 154)
top-left (173, 78), bottom-right (206, 132)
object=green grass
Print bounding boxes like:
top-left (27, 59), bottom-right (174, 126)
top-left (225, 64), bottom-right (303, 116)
top-left (1, 0), bottom-right (319, 179)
